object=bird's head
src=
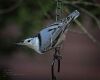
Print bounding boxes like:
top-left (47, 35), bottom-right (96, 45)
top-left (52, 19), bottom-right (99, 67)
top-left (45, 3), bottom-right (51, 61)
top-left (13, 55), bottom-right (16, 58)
top-left (17, 38), bottom-right (36, 48)
top-left (16, 37), bottom-right (41, 54)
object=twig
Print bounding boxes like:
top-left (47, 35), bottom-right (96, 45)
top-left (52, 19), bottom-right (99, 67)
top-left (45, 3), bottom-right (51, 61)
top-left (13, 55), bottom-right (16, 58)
top-left (74, 5), bottom-right (100, 30)
top-left (69, 29), bottom-right (85, 34)
top-left (0, 0), bottom-right (23, 14)
top-left (76, 20), bottom-right (100, 47)
top-left (75, 20), bottom-right (97, 43)
top-left (63, 1), bottom-right (100, 8)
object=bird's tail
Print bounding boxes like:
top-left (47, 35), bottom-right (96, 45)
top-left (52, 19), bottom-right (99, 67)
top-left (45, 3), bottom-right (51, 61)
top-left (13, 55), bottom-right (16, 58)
top-left (61, 10), bottom-right (80, 32)
top-left (64, 10), bottom-right (80, 24)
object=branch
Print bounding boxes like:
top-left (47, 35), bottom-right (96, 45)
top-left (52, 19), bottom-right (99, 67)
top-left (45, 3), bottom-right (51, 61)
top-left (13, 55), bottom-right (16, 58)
top-left (63, 1), bottom-right (100, 8)
top-left (76, 20), bottom-right (100, 48)
top-left (75, 20), bottom-right (100, 45)
top-left (0, 0), bottom-right (23, 14)
top-left (74, 5), bottom-right (100, 30)
top-left (69, 29), bottom-right (85, 34)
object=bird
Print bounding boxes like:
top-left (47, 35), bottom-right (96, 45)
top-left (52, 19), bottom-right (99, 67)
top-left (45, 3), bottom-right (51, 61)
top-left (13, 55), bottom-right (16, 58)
top-left (17, 10), bottom-right (80, 54)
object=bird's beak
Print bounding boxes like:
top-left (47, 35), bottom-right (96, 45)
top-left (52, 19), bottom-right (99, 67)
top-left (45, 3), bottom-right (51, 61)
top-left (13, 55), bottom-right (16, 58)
top-left (16, 42), bottom-right (25, 45)
top-left (16, 40), bottom-right (26, 45)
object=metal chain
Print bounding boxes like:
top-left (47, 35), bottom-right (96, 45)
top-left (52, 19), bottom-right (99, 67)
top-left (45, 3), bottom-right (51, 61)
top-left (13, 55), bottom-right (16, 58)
top-left (56, 0), bottom-right (63, 21)
top-left (51, 0), bottom-right (63, 80)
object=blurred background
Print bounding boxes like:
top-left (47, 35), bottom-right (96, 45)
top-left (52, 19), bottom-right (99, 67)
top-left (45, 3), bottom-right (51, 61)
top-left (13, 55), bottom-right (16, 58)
top-left (0, 0), bottom-right (100, 80)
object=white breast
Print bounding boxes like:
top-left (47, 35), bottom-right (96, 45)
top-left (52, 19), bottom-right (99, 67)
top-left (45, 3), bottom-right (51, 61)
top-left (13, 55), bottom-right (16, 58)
top-left (31, 37), bottom-right (44, 54)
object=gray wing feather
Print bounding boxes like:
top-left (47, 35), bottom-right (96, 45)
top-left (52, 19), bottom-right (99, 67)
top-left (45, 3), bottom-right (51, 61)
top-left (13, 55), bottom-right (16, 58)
top-left (39, 22), bottom-right (62, 52)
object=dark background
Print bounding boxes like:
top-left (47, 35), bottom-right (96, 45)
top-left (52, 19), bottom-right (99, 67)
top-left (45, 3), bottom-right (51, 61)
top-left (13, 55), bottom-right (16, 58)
top-left (0, 0), bottom-right (100, 80)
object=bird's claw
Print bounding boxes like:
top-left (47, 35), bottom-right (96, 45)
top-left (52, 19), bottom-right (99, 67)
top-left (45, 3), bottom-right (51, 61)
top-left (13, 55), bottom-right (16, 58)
top-left (54, 54), bottom-right (62, 60)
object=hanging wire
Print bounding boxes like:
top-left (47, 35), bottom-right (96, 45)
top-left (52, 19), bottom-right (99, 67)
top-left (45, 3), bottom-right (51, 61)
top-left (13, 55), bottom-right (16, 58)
top-left (51, 0), bottom-right (63, 80)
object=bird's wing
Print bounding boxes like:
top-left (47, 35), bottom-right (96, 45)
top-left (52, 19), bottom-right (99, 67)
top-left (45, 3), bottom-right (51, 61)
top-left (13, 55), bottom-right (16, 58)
top-left (38, 22), bottom-right (63, 52)
top-left (38, 17), bottom-right (74, 52)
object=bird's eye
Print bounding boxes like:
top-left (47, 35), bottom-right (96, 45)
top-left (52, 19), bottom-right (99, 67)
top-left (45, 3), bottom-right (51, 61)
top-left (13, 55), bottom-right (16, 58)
top-left (27, 40), bottom-right (31, 42)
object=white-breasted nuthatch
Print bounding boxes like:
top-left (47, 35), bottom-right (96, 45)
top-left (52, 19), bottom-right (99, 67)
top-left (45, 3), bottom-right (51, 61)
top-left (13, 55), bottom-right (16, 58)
top-left (17, 10), bottom-right (80, 54)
